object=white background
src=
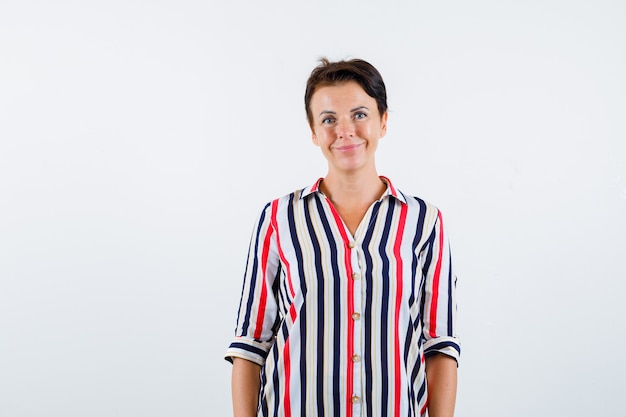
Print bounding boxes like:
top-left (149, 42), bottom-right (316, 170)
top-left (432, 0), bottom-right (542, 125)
top-left (1, 1), bottom-right (625, 416)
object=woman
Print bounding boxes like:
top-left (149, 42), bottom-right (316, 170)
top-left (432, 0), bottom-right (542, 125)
top-left (225, 58), bottom-right (460, 417)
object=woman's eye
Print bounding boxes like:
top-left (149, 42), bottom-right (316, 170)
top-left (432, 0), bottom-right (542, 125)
top-left (354, 112), bottom-right (367, 120)
top-left (322, 117), bottom-right (335, 125)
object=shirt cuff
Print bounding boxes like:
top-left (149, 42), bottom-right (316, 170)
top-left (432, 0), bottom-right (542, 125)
top-left (423, 336), bottom-right (461, 364)
top-left (224, 336), bottom-right (273, 366)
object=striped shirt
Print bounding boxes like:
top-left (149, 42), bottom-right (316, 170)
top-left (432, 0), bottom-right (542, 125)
top-left (225, 177), bottom-right (460, 417)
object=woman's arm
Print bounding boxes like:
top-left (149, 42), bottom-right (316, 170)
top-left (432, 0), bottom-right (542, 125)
top-left (232, 357), bottom-right (261, 417)
top-left (425, 354), bottom-right (458, 417)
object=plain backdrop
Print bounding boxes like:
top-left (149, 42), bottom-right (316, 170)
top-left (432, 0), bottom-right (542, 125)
top-left (1, 1), bottom-right (625, 416)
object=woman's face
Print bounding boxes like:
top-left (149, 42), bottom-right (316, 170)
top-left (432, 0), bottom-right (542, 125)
top-left (309, 81), bottom-right (387, 176)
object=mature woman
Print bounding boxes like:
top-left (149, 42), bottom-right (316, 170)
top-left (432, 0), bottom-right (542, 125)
top-left (226, 58), bottom-right (460, 417)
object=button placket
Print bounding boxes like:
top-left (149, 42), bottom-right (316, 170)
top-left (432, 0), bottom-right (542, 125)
top-left (350, 244), bottom-right (363, 413)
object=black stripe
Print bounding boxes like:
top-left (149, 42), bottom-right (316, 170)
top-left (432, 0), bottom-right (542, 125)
top-left (447, 251), bottom-right (454, 337)
top-left (415, 367), bottom-right (427, 407)
top-left (406, 198), bottom-right (427, 365)
top-left (408, 197), bottom-right (427, 306)
top-left (259, 361), bottom-right (269, 416)
top-left (240, 202), bottom-right (271, 335)
top-left (284, 193), bottom-right (308, 415)
top-left (302, 195), bottom-right (326, 415)
top-left (314, 194), bottom-right (341, 416)
top-left (403, 317), bottom-right (414, 368)
top-left (362, 200), bottom-right (380, 417)
top-left (378, 200), bottom-right (395, 416)
top-left (424, 341), bottom-right (461, 357)
top-left (268, 266), bottom-right (283, 337)
top-left (227, 342), bottom-right (268, 359)
top-left (419, 224), bottom-right (436, 330)
top-left (274, 329), bottom-right (285, 417)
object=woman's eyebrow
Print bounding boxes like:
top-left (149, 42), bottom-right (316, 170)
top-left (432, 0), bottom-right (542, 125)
top-left (319, 106), bottom-right (369, 117)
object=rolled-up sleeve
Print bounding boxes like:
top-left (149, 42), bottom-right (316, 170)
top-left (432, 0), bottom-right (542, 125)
top-left (420, 210), bottom-right (460, 363)
top-left (225, 202), bottom-right (281, 366)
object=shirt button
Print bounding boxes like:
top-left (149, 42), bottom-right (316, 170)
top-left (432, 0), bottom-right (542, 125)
top-left (348, 241), bottom-right (355, 249)
top-left (352, 272), bottom-right (360, 280)
top-left (351, 395), bottom-right (361, 404)
top-left (352, 354), bottom-right (361, 362)
top-left (352, 312), bottom-right (360, 320)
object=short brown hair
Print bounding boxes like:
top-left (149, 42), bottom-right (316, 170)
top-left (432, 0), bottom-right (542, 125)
top-left (304, 58), bottom-right (388, 128)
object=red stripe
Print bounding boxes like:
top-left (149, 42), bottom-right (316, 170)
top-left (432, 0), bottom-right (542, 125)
top-left (253, 219), bottom-right (274, 340)
top-left (380, 175), bottom-right (398, 197)
top-left (283, 339), bottom-right (292, 417)
top-left (393, 203), bottom-right (408, 417)
top-left (271, 200), bottom-right (297, 321)
top-left (325, 198), bottom-right (355, 417)
top-left (429, 211), bottom-right (444, 338)
top-left (273, 200), bottom-right (296, 417)
top-left (271, 199), bottom-right (294, 296)
top-left (311, 177), bottom-right (323, 193)
top-left (345, 243), bottom-right (354, 417)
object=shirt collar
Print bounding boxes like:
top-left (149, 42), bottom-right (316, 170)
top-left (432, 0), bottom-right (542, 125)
top-left (300, 176), bottom-right (407, 205)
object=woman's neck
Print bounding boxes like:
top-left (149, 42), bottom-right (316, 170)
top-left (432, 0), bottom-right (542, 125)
top-left (320, 169), bottom-right (386, 208)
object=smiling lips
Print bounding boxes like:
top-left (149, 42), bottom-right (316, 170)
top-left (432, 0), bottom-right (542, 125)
top-left (332, 142), bottom-right (364, 152)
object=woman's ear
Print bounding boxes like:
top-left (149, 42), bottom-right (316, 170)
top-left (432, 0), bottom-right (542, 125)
top-left (312, 132), bottom-right (319, 146)
top-left (380, 111), bottom-right (388, 138)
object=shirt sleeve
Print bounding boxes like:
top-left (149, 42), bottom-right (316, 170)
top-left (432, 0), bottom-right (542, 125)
top-left (420, 209), bottom-right (461, 363)
top-left (225, 202), bottom-right (281, 366)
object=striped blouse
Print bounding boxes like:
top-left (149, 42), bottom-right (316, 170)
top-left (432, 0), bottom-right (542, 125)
top-left (225, 177), bottom-right (460, 417)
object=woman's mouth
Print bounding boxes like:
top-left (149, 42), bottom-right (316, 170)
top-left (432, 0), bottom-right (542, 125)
top-left (333, 143), bottom-right (363, 152)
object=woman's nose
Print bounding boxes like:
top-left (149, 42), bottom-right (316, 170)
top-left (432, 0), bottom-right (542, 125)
top-left (335, 118), bottom-right (355, 138)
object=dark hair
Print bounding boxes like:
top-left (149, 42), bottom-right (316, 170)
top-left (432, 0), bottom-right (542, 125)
top-left (304, 58), bottom-right (388, 128)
